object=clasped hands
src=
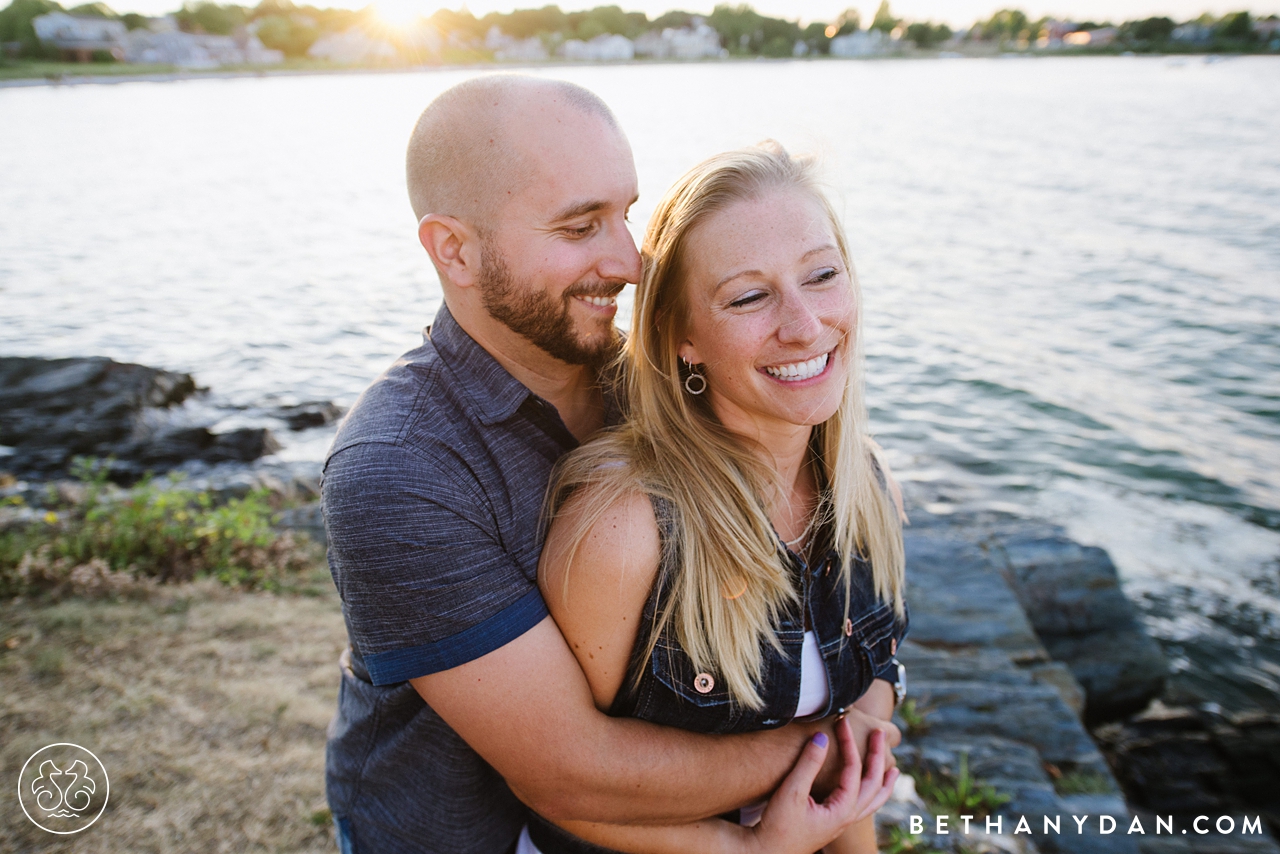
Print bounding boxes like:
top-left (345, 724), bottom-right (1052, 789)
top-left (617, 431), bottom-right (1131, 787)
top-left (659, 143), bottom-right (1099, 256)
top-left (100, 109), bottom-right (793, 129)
top-left (735, 709), bottom-right (901, 854)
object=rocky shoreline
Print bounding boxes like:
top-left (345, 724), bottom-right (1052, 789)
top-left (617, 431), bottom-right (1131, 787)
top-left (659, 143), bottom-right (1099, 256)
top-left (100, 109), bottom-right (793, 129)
top-left (889, 485), bottom-right (1279, 854)
top-left (2, 355), bottom-right (1276, 851)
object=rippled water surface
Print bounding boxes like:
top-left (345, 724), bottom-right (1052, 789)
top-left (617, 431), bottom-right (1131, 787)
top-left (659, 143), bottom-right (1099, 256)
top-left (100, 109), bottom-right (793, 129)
top-left (2, 57), bottom-right (1278, 711)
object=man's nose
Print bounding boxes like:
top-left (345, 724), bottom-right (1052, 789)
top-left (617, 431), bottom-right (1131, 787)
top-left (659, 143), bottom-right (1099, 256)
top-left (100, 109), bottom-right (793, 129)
top-left (600, 218), bottom-right (643, 283)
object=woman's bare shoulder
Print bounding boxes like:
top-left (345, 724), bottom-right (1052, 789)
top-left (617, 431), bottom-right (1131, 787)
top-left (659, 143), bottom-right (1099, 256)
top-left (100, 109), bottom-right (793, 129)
top-left (540, 483), bottom-right (661, 603)
top-left (539, 483), bottom-right (662, 709)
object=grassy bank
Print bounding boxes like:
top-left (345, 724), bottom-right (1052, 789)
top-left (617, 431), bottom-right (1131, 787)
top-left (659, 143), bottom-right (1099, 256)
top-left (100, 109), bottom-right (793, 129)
top-left (0, 571), bottom-right (345, 852)
top-left (0, 56), bottom-right (360, 81)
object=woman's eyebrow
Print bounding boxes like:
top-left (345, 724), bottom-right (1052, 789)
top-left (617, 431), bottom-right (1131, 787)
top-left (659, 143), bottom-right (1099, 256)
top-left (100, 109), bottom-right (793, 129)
top-left (801, 244), bottom-right (837, 260)
top-left (714, 269), bottom-right (763, 294)
top-left (713, 244), bottom-right (840, 293)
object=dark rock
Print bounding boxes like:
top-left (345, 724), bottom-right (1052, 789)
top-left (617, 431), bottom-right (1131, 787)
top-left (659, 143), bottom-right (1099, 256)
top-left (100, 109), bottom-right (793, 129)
top-left (1041, 631), bottom-right (1168, 724)
top-left (1093, 706), bottom-right (1280, 837)
top-left (0, 356), bottom-right (196, 468)
top-left (991, 532), bottom-right (1167, 722)
top-left (0, 356), bottom-right (279, 479)
top-left (276, 401), bottom-right (344, 431)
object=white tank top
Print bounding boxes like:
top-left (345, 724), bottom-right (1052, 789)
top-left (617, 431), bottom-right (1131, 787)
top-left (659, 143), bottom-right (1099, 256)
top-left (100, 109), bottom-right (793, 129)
top-left (517, 631), bottom-right (830, 851)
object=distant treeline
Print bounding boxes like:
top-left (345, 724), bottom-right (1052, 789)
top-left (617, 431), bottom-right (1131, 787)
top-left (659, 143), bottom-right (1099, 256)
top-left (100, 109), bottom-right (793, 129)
top-left (1, 0), bottom-right (1276, 62)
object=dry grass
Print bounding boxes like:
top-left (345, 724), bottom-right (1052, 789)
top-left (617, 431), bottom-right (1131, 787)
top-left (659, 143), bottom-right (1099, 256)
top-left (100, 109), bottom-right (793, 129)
top-left (0, 568), bottom-right (347, 853)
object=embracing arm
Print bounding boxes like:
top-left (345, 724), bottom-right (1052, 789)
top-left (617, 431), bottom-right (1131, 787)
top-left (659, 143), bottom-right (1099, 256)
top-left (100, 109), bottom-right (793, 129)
top-left (412, 616), bottom-right (826, 824)
top-left (329, 441), bottom-right (896, 829)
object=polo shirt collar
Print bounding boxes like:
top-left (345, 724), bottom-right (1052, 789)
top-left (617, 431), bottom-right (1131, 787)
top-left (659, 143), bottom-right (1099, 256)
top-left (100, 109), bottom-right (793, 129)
top-left (428, 304), bottom-right (533, 426)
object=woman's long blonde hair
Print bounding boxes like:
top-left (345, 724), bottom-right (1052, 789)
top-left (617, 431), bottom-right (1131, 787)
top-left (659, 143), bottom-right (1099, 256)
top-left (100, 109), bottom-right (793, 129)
top-left (546, 142), bottom-right (904, 709)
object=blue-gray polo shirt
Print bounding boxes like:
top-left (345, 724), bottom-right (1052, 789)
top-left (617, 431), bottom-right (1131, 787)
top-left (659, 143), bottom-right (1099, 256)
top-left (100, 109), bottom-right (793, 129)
top-left (323, 304), bottom-right (597, 853)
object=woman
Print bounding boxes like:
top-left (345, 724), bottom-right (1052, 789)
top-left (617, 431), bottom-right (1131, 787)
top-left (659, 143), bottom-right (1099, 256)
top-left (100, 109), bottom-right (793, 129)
top-left (524, 142), bottom-right (908, 854)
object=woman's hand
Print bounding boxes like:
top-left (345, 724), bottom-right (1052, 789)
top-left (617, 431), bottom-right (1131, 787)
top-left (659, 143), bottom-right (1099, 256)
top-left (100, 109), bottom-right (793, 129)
top-left (741, 717), bottom-right (899, 854)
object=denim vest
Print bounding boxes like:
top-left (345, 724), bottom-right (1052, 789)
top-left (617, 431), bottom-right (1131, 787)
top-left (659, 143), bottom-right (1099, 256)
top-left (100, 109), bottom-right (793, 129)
top-left (528, 495), bottom-right (908, 854)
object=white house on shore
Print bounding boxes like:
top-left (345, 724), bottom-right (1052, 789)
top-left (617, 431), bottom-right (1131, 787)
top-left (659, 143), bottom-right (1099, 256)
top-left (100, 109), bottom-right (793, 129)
top-left (829, 29), bottom-right (889, 57)
top-left (307, 28), bottom-right (397, 64)
top-left (633, 19), bottom-right (723, 59)
top-left (485, 26), bottom-right (549, 61)
top-left (34, 11), bottom-right (283, 66)
top-left (123, 27), bottom-right (282, 67)
top-left (559, 33), bottom-right (634, 61)
top-left (32, 12), bottom-right (127, 60)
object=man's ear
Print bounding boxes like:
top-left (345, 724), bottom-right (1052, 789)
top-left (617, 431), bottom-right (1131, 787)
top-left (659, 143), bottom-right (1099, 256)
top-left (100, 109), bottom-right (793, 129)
top-left (418, 214), bottom-right (482, 289)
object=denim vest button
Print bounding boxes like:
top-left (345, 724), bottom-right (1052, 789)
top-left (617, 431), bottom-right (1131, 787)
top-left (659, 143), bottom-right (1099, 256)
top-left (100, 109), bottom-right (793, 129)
top-left (844, 618), bottom-right (854, 637)
top-left (693, 673), bottom-right (715, 693)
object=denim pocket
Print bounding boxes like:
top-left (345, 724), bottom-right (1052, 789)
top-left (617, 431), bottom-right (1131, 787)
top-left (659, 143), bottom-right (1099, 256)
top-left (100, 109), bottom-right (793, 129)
top-left (651, 639), bottom-right (734, 709)
top-left (851, 602), bottom-right (900, 681)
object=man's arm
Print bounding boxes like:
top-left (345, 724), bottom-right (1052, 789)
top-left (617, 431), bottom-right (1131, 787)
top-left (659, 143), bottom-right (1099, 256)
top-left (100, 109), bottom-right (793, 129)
top-left (411, 483), bottom-right (897, 825)
top-left (413, 618), bottom-right (901, 824)
top-left (328, 442), bottom-right (897, 826)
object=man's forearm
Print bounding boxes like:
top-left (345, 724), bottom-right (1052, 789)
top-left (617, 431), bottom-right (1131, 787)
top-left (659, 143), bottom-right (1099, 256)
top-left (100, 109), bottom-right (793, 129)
top-left (413, 618), bottom-right (836, 825)
top-left (507, 712), bottom-right (820, 824)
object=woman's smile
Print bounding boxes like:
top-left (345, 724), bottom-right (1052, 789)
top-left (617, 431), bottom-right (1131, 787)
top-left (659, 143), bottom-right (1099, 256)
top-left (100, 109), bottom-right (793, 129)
top-left (761, 350), bottom-right (832, 383)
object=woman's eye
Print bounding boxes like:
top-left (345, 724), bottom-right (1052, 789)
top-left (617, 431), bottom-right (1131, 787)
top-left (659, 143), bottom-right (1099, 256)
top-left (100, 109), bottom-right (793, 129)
top-left (808, 267), bottom-right (838, 284)
top-left (729, 292), bottom-right (766, 308)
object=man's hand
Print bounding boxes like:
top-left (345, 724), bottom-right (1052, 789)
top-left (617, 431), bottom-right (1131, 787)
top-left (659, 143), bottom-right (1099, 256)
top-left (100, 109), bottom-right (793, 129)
top-left (809, 708), bottom-right (900, 799)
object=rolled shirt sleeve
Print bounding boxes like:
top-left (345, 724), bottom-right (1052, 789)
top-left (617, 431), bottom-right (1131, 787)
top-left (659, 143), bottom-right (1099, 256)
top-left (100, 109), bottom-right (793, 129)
top-left (325, 440), bottom-right (548, 685)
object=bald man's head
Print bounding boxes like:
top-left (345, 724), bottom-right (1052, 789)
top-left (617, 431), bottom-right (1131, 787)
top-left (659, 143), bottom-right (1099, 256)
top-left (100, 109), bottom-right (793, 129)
top-left (406, 76), bottom-right (621, 230)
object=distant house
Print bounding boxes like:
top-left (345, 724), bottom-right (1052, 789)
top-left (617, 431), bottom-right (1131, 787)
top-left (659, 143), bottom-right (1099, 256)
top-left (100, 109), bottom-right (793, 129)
top-left (633, 18), bottom-right (723, 59)
top-left (33, 12), bottom-right (127, 61)
top-left (829, 30), bottom-right (888, 57)
top-left (122, 26), bottom-right (283, 67)
top-left (485, 26), bottom-right (548, 62)
top-left (1171, 23), bottom-right (1212, 43)
top-left (1255, 17), bottom-right (1280, 40)
top-left (307, 28), bottom-right (397, 64)
top-left (559, 34), bottom-right (633, 61)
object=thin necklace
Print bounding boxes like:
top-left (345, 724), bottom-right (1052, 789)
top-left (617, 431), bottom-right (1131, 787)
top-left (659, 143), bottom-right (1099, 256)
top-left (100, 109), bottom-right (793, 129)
top-left (783, 504), bottom-right (820, 550)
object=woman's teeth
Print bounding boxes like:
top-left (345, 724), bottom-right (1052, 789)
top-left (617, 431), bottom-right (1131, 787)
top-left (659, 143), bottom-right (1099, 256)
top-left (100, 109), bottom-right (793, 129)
top-left (578, 295), bottom-right (616, 307)
top-left (764, 353), bottom-right (829, 381)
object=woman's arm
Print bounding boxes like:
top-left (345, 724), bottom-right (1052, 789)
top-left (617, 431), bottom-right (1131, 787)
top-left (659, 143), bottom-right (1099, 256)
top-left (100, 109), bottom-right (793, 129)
top-left (537, 487), bottom-right (659, 711)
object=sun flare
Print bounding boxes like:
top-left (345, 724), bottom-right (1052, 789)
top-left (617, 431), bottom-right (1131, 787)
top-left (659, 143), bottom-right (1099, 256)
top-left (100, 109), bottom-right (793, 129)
top-left (370, 0), bottom-right (436, 30)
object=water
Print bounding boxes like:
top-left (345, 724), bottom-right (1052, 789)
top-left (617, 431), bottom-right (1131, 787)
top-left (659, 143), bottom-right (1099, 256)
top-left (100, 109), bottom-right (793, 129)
top-left (2, 57), bottom-right (1278, 713)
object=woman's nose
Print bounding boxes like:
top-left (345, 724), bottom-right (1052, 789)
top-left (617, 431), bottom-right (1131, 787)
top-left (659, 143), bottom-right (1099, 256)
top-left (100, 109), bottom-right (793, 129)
top-left (776, 289), bottom-right (823, 345)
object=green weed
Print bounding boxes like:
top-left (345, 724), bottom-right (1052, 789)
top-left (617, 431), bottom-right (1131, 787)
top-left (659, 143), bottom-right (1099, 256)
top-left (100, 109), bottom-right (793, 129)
top-left (883, 825), bottom-right (947, 854)
top-left (1054, 769), bottom-right (1114, 795)
top-left (0, 459), bottom-right (317, 598)
top-left (915, 752), bottom-right (1011, 819)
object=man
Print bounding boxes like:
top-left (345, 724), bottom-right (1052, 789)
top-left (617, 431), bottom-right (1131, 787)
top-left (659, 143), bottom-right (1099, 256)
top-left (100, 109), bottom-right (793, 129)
top-left (322, 75), bottom-right (898, 853)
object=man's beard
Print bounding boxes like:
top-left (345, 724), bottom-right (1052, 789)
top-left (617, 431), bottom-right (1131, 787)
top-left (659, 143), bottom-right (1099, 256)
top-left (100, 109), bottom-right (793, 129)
top-left (477, 241), bottom-right (621, 368)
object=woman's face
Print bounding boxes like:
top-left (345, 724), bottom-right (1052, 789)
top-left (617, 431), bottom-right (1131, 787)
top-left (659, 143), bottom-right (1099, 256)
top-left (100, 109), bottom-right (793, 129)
top-left (676, 187), bottom-right (856, 441)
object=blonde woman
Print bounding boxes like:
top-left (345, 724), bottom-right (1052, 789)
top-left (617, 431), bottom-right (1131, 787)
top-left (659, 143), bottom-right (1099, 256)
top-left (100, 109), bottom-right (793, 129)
top-left (522, 142), bottom-right (908, 854)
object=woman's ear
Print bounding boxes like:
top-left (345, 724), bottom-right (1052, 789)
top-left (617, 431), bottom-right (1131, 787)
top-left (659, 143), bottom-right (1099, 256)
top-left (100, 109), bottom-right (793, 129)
top-left (677, 339), bottom-right (702, 366)
top-left (418, 214), bottom-right (482, 289)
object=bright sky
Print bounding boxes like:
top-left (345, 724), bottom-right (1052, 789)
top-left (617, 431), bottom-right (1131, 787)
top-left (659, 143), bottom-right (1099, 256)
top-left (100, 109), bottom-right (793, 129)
top-left (114, 0), bottom-right (1280, 27)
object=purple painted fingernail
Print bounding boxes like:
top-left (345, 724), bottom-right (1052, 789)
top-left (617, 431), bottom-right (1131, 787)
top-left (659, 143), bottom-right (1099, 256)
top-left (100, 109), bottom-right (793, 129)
top-left (813, 732), bottom-right (829, 748)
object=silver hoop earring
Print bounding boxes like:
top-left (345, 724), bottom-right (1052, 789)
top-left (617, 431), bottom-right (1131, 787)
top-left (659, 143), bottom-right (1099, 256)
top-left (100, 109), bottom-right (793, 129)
top-left (684, 363), bottom-right (707, 396)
